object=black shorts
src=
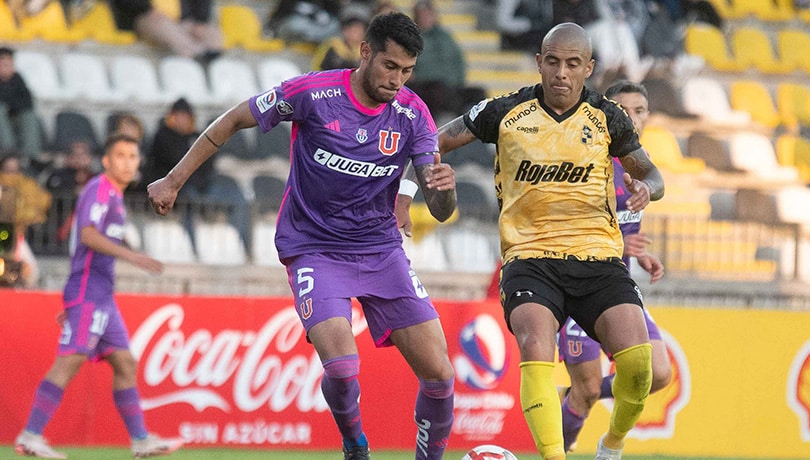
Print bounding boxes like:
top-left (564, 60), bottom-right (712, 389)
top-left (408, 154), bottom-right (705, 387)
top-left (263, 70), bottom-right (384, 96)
top-left (499, 257), bottom-right (644, 341)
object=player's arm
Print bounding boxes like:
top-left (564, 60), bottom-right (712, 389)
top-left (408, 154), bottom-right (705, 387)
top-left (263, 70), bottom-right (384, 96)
top-left (148, 101), bottom-right (258, 216)
top-left (80, 226), bottom-right (163, 274)
top-left (619, 147), bottom-right (664, 213)
top-left (417, 153), bottom-right (456, 222)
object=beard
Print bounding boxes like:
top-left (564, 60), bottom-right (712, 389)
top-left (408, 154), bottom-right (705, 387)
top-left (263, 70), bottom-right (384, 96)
top-left (360, 67), bottom-right (397, 104)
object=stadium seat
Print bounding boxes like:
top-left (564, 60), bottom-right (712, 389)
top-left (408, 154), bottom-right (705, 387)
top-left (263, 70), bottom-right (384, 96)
top-left (402, 232), bottom-right (449, 272)
top-left (777, 29), bottom-right (810, 75)
top-left (251, 219), bottom-right (283, 267)
top-left (728, 132), bottom-right (799, 181)
top-left (776, 83), bottom-right (810, 131)
top-left (684, 24), bottom-right (742, 72)
top-left (443, 139), bottom-right (494, 169)
top-left (686, 133), bottom-right (735, 172)
top-left (60, 52), bottom-right (124, 103)
top-left (776, 134), bottom-right (810, 182)
top-left (252, 175), bottom-right (287, 216)
top-left (256, 58), bottom-right (302, 90)
top-left (193, 220), bottom-right (247, 266)
top-left (13, 50), bottom-right (67, 102)
top-left (639, 126), bottom-right (706, 174)
top-left (730, 27), bottom-right (791, 74)
top-left (728, 81), bottom-right (781, 129)
top-left (220, 5), bottom-right (284, 52)
top-left (442, 225), bottom-right (498, 273)
top-left (208, 58), bottom-right (260, 105)
top-left (255, 123), bottom-right (292, 159)
top-left (124, 221), bottom-right (143, 251)
top-left (70, 1), bottom-right (136, 45)
top-left (0, 1), bottom-right (34, 41)
top-left (142, 219), bottom-right (196, 263)
top-left (53, 110), bottom-right (99, 153)
top-left (213, 123), bottom-right (254, 159)
top-left (681, 77), bottom-right (750, 126)
top-left (110, 55), bottom-right (169, 104)
top-left (152, 0), bottom-right (180, 20)
top-left (727, 0), bottom-right (794, 21)
top-left (17, 1), bottom-right (84, 43)
top-left (158, 56), bottom-right (214, 106)
top-left (736, 187), bottom-right (810, 225)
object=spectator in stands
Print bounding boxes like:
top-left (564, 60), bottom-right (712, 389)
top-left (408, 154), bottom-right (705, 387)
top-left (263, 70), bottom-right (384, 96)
top-left (109, 0), bottom-right (223, 63)
top-left (409, 0), bottom-right (486, 120)
top-left (264, 0), bottom-right (342, 44)
top-left (45, 139), bottom-right (97, 196)
top-left (311, 8), bottom-right (369, 70)
top-left (371, 0), bottom-right (398, 16)
top-left (0, 47), bottom-right (42, 167)
top-left (0, 152), bottom-right (51, 288)
top-left (496, 0), bottom-right (554, 52)
top-left (679, 0), bottom-right (723, 28)
top-left (109, 112), bottom-right (146, 145)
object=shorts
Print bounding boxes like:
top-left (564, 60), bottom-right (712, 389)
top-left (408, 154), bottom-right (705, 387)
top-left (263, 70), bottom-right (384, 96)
top-left (500, 257), bottom-right (644, 341)
top-left (58, 297), bottom-right (131, 362)
top-left (284, 248), bottom-right (438, 347)
top-left (557, 308), bottom-right (662, 364)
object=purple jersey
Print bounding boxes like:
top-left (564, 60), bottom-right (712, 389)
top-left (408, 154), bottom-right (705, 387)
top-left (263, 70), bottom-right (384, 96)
top-left (248, 69), bottom-right (438, 259)
top-left (64, 174), bottom-right (126, 305)
top-left (613, 156), bottom-right (642, 266)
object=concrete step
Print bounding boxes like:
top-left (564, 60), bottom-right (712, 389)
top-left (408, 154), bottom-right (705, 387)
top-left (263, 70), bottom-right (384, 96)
top-left (466, 50), bottom-right (535, 72)
top-left (467, 69), bottom-right (539, 92)
top-left (452, 30), bottom-right (501, 53)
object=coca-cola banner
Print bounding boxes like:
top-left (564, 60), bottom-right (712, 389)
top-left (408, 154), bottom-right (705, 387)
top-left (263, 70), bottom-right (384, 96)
top-left (3, 291), bottom-right (810, 458)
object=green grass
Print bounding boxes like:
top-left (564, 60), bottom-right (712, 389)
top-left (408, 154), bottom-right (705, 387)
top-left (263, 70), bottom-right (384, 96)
top-left (0, 446), bottom-right (801, 460)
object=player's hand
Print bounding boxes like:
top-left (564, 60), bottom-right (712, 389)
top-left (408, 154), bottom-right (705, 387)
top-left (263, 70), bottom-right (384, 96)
top-left (624, 172), bottom-right (651, 212)
top-left (147, 177), bottom-right (180, 216)
top-left (130, 253), bottom-right (165, 274)
top-left (637, 253), bottom-right (664, 283)
top-left (395, 194), bottom-right (414, 238)
top-left (623, 233), bottom-right (651, 258)
top-left (424, 154), bottom-right (455, 191)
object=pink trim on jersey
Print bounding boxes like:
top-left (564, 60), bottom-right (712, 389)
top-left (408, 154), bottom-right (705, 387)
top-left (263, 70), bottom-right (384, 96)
top-left (289, 123), bottom-right (299, 162)
top-left (342, 69), bottom-right (387, 116)
top-left (283, 72), bottom-right (345, 99)
top-left (75, 301), bottom-right (95, 350)
top-left (396, 89), bottom-right (437, 132)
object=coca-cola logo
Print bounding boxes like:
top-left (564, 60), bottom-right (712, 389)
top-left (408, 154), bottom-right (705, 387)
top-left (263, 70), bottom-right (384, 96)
top-left (129, 303), bottom-right (338, 414)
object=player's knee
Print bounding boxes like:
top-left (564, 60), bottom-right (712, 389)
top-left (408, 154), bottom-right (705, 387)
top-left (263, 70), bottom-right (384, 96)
top-left (321, 354), bottom-right (360, 380)
top-left (570, 375), bottom-right (601, 408)
top-left (418, 377), bottom-right (454, 400)
top-left (613, 343), bottom-right (652, 402)
top-left (650, 361), bottom-right (672, 393)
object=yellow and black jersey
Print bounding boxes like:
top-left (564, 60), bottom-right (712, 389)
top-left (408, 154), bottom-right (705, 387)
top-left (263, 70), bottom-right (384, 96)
top-left (463, 85), bottom-right (640, 262)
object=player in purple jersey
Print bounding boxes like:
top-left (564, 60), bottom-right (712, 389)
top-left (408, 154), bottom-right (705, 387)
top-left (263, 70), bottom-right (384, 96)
top-left (557, 80), bottom-right (671, 453)
top-left (15, 135), bottom-right (183, 459)
top-left (147, 12), bottom-right (457, 460)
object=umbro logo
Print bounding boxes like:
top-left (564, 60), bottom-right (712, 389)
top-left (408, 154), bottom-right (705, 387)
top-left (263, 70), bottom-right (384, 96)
top-left (324, 120), bottom-right (341, 132)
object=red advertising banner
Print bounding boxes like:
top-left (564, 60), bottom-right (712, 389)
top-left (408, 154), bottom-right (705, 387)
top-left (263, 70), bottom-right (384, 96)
top-left (0, 291), bottom-right (533, 452)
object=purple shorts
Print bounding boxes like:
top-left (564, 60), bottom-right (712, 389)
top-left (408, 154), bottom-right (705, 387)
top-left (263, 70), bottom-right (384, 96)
top-left (58, 298), bottom-right (131, 362)
top-left (558, 308), bottom-right (662, 364)
top-left (284, 248), bottom-right (439, 348)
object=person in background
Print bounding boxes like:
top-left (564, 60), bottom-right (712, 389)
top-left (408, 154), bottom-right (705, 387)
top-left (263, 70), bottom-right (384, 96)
top-left (311, 9), bottom-right (369, 70)
top-left (0, 46), bottom-right (42, 165)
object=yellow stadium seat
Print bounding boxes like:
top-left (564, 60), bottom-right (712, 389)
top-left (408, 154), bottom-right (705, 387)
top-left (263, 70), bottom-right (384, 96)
top-left (777, 83), bottom-right (810, 131)
top-left (17, 1), bottom-right (84, 43)
top-left (70, 2), bottom-right (136, 45)
top-left (639, 126), bottom-right (706, 174)
top-left (729, 0), bottom-right (794, 21)
top-left (730, 27), bottom-right (792, 74)
top-left (776, 135), bottom-right (810, 182)
top-left (153, 0), bottom-right (180, 21)
top-left (219, 5), bottom-right (283, 52)
top-left (684, 24), bottom-right (742, 72)
top-left (777, 29), bottom-right (810, 75)
top-left (0, 1), bottom-right (34, 41)
top-left (728, 81), bottom-right (781, 129)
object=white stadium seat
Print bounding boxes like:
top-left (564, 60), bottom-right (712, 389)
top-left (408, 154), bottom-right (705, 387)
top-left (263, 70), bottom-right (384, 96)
top-left (13, 50), bottom-right (69, 101)
top-left (208, 58), bottom-right (260, 105)
top-left (110, 55), bottom-right (170, 104)
top-left (158, 55), bottom-right (214, 106)
top-left (142, 219), bottom-right (196, 264)
top-left (251, 220), bottom-right (283, 267)
top-left (194, 221), bottom-right (247, 266)
top-left (60, 52), bottom-right (124, 103)
top-left (256, 57), bottom-right (302, 91)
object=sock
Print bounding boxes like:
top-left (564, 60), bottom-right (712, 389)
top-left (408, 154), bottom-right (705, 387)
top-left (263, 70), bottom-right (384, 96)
top-left (600, 374), bottom-right (615, 399)
top-left (519, 361), bottom-right (565, 459)
top-left (113, 387), bottom-right (148, 440)
top-left (24, 380), bottom-right (64, 435)
top-left (561, 395), bottom-right (585, 452)
top-left (608, 343), bottom-right (653, 447)
top-left (320, 355), bottom-right (365, 450)
top-left (414, 377), bottom-right (454, 460)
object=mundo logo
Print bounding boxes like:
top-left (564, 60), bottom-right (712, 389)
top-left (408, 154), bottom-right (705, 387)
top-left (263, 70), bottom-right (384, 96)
top-left (453, 314), bottom-right (509, 391)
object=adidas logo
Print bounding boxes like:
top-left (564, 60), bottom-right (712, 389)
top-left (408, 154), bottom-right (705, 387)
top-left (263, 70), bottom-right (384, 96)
top-left (324, 120), bottom-right (341, 132)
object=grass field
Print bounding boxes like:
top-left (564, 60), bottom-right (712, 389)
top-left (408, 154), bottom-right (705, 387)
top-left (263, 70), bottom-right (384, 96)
top-left (0, 446), bottom-right (801, 460)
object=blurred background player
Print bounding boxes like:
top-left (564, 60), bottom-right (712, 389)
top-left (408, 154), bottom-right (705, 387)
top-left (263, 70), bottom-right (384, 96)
top-left (0, 46), bottom-right (42, 166)
top-left (146, 12), bottom-right (457, 460)
top-left (14, 134), bottom-right (183, 459)
top-left (557, 80), bottom-right (671, 453)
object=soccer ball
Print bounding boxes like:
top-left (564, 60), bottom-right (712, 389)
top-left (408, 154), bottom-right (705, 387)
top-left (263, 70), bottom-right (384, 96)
top-left (461, 444), bottom-right (519, 460)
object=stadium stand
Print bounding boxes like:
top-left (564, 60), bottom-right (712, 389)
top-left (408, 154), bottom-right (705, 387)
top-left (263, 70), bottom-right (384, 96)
top-left (110, 55), bottom-right (170, 105)
top-left (142, 218), bottom-right (196, 264)
top-left (728, 80), bottom-right (782, 129)
top-left (193, 220), bottom-right (248, 266)
top-left (730, 26), bottom-right (792, 74)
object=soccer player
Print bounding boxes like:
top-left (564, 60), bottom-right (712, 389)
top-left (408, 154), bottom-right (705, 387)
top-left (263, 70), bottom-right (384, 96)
top-left (557, 80), bottom-right (671, 453)
top-left (147, 12), bottom-right (457, 460)
top-left (398, 22), bottom-right (664, 460)
top-left (15, 134), bottom-right (183, 459)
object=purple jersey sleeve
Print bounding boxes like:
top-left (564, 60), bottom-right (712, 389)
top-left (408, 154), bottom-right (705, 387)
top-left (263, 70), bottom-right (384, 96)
top-left (247, 69), bottom-right (439, 259)
top-left (613, 157), bottom-right (642, 266)
top-left (64, 174), bottom-right (127, 305)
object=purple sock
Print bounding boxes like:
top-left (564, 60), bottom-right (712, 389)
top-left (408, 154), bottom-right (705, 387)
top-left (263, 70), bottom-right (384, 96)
top-left (25, 380), bottom-right (64, 435)
top-left (414, 378), bottom-right (454, 460)
top-left (561, 395), bottom-right (585, 452)
top-left (113, 387), bottom-right (148, 440)
top-left (600, 375), bottom-right (615, 399)
top-left (321, 355), bottom-right (364, 449)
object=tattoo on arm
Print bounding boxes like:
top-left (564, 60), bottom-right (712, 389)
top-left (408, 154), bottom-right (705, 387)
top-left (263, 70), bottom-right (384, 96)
top-left (415, 162), bottom-right (456, 222)
top-left (438, 117), bottom-right (476, 154)
top-left (621, 148), bottom-right (665, 201)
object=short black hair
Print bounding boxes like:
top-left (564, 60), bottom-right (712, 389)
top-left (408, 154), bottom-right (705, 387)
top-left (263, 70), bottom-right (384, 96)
top-left (365, 12), bottom-right (423, 57)
top-left (0, 47), bottom-right (14, 58)
top-left (103, 133), bottom-right (139, 154)
top-left (605, 80), bottom-right (648, 100)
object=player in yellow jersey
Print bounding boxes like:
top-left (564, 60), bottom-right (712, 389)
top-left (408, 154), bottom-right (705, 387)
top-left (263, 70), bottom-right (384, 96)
top-left (397, 22), bottom-right (664, 460)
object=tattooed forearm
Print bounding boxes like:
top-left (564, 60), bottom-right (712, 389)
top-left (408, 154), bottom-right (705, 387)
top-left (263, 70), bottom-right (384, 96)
top-left (621, 148), bottom-right (665, 201)
top-left (438, 116), bottom-right (477, 154)
top-left (415, 162), bottom-right (457, 222)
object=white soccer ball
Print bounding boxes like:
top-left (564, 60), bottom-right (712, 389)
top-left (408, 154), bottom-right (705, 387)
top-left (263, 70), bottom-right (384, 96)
top-left (461, 444), bottom-right (519, 460)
